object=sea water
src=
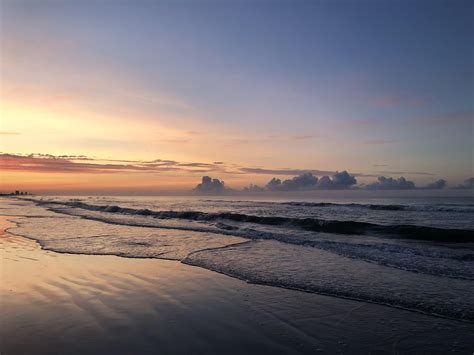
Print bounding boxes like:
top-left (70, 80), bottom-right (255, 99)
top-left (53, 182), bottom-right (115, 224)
top-left (2, 193), bottom-right (473, 322)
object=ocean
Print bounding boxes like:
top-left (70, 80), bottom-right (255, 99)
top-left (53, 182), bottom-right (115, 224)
top-left (3, 193), bottom-right (473, 323)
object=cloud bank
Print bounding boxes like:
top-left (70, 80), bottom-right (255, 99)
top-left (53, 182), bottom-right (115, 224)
top-left (0, 153), bottom-right (224, 174)
top-left (3, 152), bottom-right (467, 193)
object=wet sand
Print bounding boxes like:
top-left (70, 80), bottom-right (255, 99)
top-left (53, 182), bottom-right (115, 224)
top-left (1, 216), bottom-right (473, 354)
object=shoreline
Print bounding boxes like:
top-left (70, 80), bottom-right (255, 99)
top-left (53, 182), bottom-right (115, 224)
top-left (6, 210), bottom-right (474, 323)
top-left (1, 215), bottom-right (474, 354)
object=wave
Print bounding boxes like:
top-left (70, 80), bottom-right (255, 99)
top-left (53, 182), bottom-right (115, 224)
top-left (203, 199), bottom-right (474, 213)
top-left (285, 201), bottom-right (474, 212)
top-left (34, 199), bottom-right (474, 242)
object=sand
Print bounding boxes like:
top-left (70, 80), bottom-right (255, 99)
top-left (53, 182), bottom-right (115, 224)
top-left (1, 216), bottom-right (473, 354)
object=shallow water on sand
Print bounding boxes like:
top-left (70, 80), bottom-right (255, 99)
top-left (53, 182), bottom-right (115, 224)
top-left (1, 216), bottom-right (474, 354)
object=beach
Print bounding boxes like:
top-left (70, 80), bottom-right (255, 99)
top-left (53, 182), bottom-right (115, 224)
top-left (2, 0), bottom-right (472, 353)
top-left (1, 214), bottom-right (474, 354)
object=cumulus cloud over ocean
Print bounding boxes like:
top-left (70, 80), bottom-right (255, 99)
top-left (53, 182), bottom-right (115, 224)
top-left (194, 176), bottom-right (228, 193)
top-left (366, 176), bottom-right (416, 190)
top-left (266, 171), bottom-right (357, 191)
top-left (243, 184), bottom-right (266, 193)
top-left (454, 177), bottom-right (474, 190)
top-left (330, 171), bottom-right (358, 189)
top-left (193, 172), bottom-right (463, 194)
top-left (425, 179), bottom-right (447, 189)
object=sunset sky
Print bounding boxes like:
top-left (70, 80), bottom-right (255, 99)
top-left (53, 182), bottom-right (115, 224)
top-left (1, 0), bottom-right (472, 193)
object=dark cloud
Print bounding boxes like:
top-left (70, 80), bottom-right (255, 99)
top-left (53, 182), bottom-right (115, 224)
top-left (316, 176), bottom-right (332, 189)
top-left (280, 172), bottom-right (319, 191)
top-left (330, 171), bottom-right (358, 189)
top-left (266, 178), bottom-right (282, 191)
top-left (265, 171), bottom-right (357, 191)
top-left (366, 176), bottom-right (416, 190)
top-left (194, 176), bottom-right (228, 194)
top-left (425, 179), bottom-right (447, 189)
top-left (454, 177), bottom-right (474, 190)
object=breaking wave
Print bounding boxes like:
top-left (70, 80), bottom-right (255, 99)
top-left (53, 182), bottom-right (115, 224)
top-left (205, 199), bottom-right (474, 213)
top-left (34, 199), bottom-right (474, 242)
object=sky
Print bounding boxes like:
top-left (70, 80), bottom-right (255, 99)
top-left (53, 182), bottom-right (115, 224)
top-left (0, 0), bottom-right (473, 193)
